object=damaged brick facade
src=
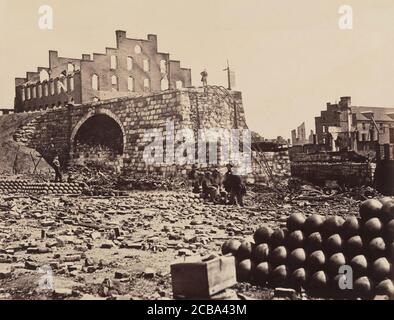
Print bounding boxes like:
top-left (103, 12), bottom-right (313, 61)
top-left (14, 31), bottom-right (192, 113)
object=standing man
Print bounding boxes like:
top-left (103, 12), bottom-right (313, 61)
top-left (52, 156), bottom-right (62, 183)
top-left (223, 164), bottom-right (246, 207)
top-left (200, 69), bottom-right (208, 87)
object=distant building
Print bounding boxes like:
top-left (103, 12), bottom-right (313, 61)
top-left (14, 31), bottom-right (192, 113)
top-left (0, 109), bottom-right (14, 116)
top-left (315, 96), bottom-right (394, 156)
top-left (291, 122), bottom-right (310, 146)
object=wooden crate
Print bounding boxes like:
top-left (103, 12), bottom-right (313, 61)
top-left (171, 255), bottom-right (237, 299)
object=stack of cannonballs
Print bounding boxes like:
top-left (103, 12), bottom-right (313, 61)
top-left (222, 197), bottom-right (394, 299)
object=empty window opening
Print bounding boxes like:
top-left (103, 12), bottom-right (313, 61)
top-left (111, 75), bottom-right (118, 91)
top-left (176, 80), bottom-right (183, 89)
top-left (69, 77), bottom-right (74, 92)
top-left (161, 77), bottom-right (169, 91)
top-left (67, 63), bottom-right (75, 73)
top-left (144, 78), bottom-right (150, 91)
top-left (21, 88), bottom-right (25, 101)
top-left (127, 57), bottom-right (133, 71)
top-left (110, 55), bottom-right (117, 70)
top-left (38, 84), bottom-right (42, 98)
top-left (135, 45), bottom-right (142, 54)
top-left (128, 77), bottom-right (134, 91)
top-left (50, 81), bottom-right (55, 95)
top-left (143, 59), bottom-right (150, 72)
top-left (160, 60), bottom-right (167, 73)
top-left (32, 86), bottom-right (37, 99)
top-left (43, 83), bottom-right (49, 96)
top-left (39, 70), bottom-right (50, 82)
top-left (92, 74), bottom-right (99, 90)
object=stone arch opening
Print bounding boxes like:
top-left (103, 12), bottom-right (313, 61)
top-left (72, 114), bottom-right (124, 164)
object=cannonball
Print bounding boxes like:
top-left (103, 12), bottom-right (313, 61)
top-left (254, 226), bottom-right (273, 245)
top-left (307, 250), bottom-right (326, 272)
top-left (252, 243), bottom-right (270, 264)
top-left (375, 279), bottom-right (394, 299)
top-left (350, 255), bottom-right (368, 277)
top-left (254, 262), bottom-right (271, 286)
top-left (385, 219), bottom-right (394, 243)
top-left (341, 216), bottom-right (360, 239)
top-left (363, 218), bottom-right (383, 239)
top-left (359, 199), bottom-right (383, 221)
top-left (236, 241), bottom-right (254, 261)
top-left (290, 268), bottom-right (307, 290)
top-left (306, 232), bottom-right (323, 252)
top-left (321, 216), bottom-right (345, 238)
top-left (354, 276), bottom-right (373, 299)
top-left (269, 246), bottom-right (287, 267)
top-left (287, 213), bottom-right (306, 232)
top-left (221, 239), bottom-right (241, 256)
top-left (344, 235), bottom-right (364, 258)
top-left (304, 214), bottom-right (325, 235)
top-left (308, 271), bottom-right (328, 295)
top-left (269, 265), bottom-right (288, 287)
top-left (286, 230), bottom-right (304, 250)
top-left (327, 253), bottom-right (346, 275)
top-left (270, 228), bottom-right (287, 247)
top-left (371, 257), bottom-right (391, 282)
top-left (236, 259), bottom-right (253, 282)
top-left (324, 234), bottom-right (343, 255)
top-left (367, 237), bottom-right (386, 260)
top-left (288, 248), bottom-right (306, 270)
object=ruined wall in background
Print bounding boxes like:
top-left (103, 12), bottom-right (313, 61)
top-left (290, 152), bottom-right (375, 187)
top-left (248, 151), bottom-right (291, 184)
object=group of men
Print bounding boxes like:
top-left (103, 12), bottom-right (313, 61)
top-left (189, 164), bottom-right (246, 206)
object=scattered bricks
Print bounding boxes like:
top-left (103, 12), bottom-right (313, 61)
top-left (114, 271), bottom-right (129, 280)
top-left (143, 268), bottom-right (156, 279)
top-left (63, 255), bottom-right (82, 263)
top-left (53, 288), bottom-right (73, 299)
top-left (101, 241), bottom-right (114, 249)
top-left (273, 288), bottom-right (298, 300)
top-left (41, 220), bottom-right (56, 227)
top-left (0, 266), bottom-right (12, 279)
top-left (24, 261), bottom-right (39, 271)
top-left (113, 227), bottom-right (121, 238)
top-left (90, 231), bottom-right (101, 240)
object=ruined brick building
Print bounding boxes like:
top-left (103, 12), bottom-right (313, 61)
top-left (315, 96), bottom-right (394, 156)
top-left (14, 31), bottom-right (192, 113)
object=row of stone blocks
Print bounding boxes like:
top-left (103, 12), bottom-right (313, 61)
top-left (0, 181), bottom-right (85, 195)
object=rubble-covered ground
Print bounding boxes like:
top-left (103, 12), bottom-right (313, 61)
top-left (0, 179), bottom-right (368, 300)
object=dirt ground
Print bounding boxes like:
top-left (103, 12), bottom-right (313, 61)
top-left (0, 184), bottom-right (362, 300)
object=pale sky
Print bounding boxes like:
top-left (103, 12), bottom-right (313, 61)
top-left (1, 0), bottom-right (394, 139)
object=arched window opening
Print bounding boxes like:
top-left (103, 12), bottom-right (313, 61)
top-left (127, 57), bottom-right (133, 71)
top-left (39, 70), bottom-right (50, 82)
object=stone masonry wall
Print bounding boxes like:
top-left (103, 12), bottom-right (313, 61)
top-left (12, 88), bottom-right (249, 177)
top-left (290, 152), bottom-right (375, 187)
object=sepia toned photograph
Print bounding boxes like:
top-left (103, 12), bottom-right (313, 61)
top-left (0, 0), bottom-right (393, 308)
